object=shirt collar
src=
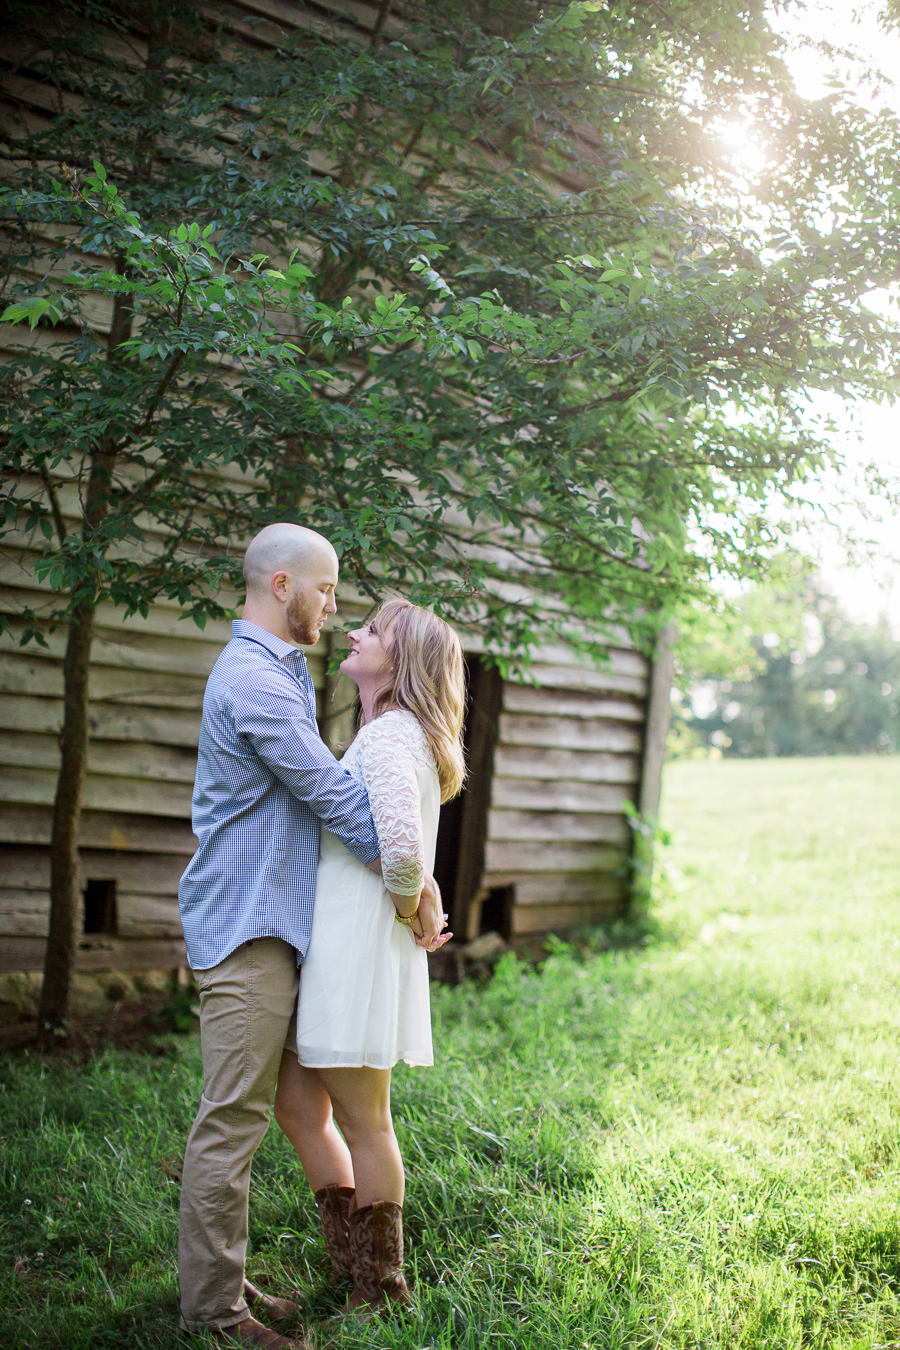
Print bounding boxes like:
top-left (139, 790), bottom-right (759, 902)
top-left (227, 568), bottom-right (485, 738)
top-left (232, 619), bottom-right (306, 665)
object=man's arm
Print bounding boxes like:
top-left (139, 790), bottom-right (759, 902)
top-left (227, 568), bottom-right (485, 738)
top-left (233, 666), bottom-right (379, 864)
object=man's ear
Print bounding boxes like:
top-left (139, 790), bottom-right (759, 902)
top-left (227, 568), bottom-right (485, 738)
top-left (271, 570), bottom-right (290, 601)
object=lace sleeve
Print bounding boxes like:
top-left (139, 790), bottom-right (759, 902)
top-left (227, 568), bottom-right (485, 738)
top-left (357, 713), bottom-right (426, 897)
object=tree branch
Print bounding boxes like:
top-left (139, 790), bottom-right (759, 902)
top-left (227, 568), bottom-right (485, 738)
top-left (38, 463), bottom-right (67, 545)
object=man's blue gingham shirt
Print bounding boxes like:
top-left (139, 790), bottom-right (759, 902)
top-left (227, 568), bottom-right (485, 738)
top-left (178, 620), bottom-right (379, 970)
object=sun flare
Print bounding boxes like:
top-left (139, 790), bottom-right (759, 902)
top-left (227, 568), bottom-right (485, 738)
top-left (719, 118), bottom-right (768, 175)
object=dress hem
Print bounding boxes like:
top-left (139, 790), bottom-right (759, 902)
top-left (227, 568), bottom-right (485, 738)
top-left (296, 1052), bottom-right (433, 1070)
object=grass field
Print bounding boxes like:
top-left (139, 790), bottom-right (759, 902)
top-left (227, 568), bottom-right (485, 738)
top-left (2, 755), bottom-right (900, 1349)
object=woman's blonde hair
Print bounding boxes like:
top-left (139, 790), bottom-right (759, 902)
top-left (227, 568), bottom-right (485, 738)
top-left (368, 598), bottom-right (466, 803)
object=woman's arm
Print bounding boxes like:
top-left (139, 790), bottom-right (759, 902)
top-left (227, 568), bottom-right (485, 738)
top-left (358, 715), bottom-right (426, 914)
top-left (367, 855), bottom-right (448, 946)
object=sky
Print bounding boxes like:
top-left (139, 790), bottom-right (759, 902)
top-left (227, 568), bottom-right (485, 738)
top-left (765, 1), bottom-right (900, 630)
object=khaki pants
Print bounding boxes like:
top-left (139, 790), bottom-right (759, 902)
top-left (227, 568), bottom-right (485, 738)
top-left (178, 937), bottom-right (299, 1330)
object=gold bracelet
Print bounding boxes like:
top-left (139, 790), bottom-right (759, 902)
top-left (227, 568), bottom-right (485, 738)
top-left (395, 909), bottom-right (418, 926)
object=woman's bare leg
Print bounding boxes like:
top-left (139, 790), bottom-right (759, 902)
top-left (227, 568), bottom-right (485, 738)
top-left (315, 1066), bottom-right (403, 1208)
top-left (274, 1051), bottom-right (354, 1191)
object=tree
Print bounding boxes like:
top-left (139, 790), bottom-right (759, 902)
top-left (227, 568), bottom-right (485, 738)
top-left (2, 0), bottom-right (900, 1027)
top-left (675, 574), bottom-right (900, 757)
top-left (1, 163), bottom-right (527, 1032)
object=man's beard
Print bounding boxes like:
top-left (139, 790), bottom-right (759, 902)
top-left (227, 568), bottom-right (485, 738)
top-left (286, 591), bottom-right (321, 646)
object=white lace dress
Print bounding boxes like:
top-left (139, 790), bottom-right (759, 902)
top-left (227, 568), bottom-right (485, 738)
top-left (295, 709), bottom-right (438, 1069)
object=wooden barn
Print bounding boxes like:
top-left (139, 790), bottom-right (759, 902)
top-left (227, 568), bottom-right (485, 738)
top-left (0, 0), bottom-right (675, 978)
top-left (0, 583), bottom-right (672, 974)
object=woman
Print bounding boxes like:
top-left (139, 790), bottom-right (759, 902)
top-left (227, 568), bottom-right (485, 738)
top-left (273, 598), bottom-right (465, 1315)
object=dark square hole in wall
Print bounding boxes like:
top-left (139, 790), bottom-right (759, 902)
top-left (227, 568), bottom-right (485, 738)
top-left (83, 878), bottom-right (118, 936)
top-left (479, 884), bottom-right (513, 940)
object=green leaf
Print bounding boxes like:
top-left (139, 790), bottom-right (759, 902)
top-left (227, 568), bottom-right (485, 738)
top-left (1, 303), bottom-right (34, 323)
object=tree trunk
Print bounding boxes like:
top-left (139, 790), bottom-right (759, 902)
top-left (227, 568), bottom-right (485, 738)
top-left (37, 262), bottom-right (133, 1032)
top-left (36, 429), bottom-right (121, 1036)
top-left (37, 602), bottom-right (95, 1033)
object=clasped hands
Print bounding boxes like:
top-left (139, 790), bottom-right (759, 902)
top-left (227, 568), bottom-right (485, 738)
top-left (367, 858), bottom-right (452, 952)
top-left (409, 873), bottom-right (452, 952)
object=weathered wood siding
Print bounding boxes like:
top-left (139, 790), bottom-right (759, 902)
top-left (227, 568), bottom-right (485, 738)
top-left (0, 581), bottom-right (655, 966)
top-left (0, 0), bottom-right (670, 969)
top-left (473, 646), bottom-right (647, 937)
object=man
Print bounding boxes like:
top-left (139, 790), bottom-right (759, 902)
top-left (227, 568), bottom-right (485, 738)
top-left (177, 523), bottom-right (444, 1348)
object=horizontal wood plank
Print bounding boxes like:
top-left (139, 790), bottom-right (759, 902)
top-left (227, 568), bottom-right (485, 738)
top-left (514, 872), bottom-right (629, 905)
top-left (490, 777), bottom-right (636, 814)
top-left (530, 641), bottom-right (647, 675)
top-left (502, 682), bottom-right (644, 722)
top-left (0, 580), bottom-right (235, 647)
top-left (0, 890), bottom-right (48, 935)
top-left (0, 693), bottom-right (202, 747)
top-left (0, 847), bottom-right (187, 895)
top-left (529, 663), bottom-right (647, 696)
top-left (484, 839), bottom-right (626, 876)
top-left (298, 0), bottom-right (411, 42)
top-left (215, 0), bottom-right (369, 46)
top-left (494, 745), bottom-right (640, 784)
top-left (0, 651), bottom-right (208, 708)
top-left (0, 804), bottom-right (197, 853)
top-left (0, 936), bottom-right (187, 974)
top-left (0, 623), bottom-right (225, 677)
top-left (0, 71), bottom-right (85, 120)
top-left (0, 731), bottom-right (198, 783)
top-left (0, 893), bottom-right (184, 939)
top-left (511, 898), bottom-right (624, 935)
top-left (487, 809), bottom-right (630, 844)
top-left (118, 894), bottom-right (184, 937)
top-left (0, 766), bottom-right (193, 818)
top-left (498, 712), bottom-right (642, 754)
top-left (3, 29), bottom-right (149, 71)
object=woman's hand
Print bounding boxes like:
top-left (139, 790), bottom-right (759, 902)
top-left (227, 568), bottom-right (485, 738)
top-left (391, 874), bottom-right (450, 950)
top-left (411, 874), bottom-right (452, 952)
top-left (415, 872), bottom-right (445, 946)
top-left (410, 911), bottom-right (452, 952)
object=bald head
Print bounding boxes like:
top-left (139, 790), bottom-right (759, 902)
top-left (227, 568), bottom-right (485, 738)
top-left (243, 523), bottom-right (337, 596)
top-left (241, 523), bottom-right (339, 645)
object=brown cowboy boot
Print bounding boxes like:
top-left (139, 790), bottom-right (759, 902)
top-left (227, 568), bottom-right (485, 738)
top-left (346, 1199), bottom-right (413, 1315)
top-left (182, 1313), bottom-right (305, 1348)
top-left (242, 1279), bottom-right (299, 1323)
top-left (313, 1184), bottom-right (354, 1283)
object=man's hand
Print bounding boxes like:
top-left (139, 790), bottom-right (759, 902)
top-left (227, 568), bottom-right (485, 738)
top-left (413, 872), bottom-right (450, 951)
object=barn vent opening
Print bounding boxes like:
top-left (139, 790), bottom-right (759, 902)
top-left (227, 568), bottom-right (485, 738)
top-left (478, 884), bottom-right (513, 940)
top-left (83, 878), bottom-right (118, 936)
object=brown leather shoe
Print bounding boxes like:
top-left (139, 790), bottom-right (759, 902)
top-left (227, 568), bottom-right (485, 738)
top-left (211, 1314), bottom-right (306, 1348)
top-left (346, 1199), bottom-right (413, 1316)
top-left (313, 1184), bottom-right (354, 1283)
top-left (242, 1279), bottom-right (299, 1322)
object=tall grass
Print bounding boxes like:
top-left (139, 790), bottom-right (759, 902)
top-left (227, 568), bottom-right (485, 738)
top-left (2, 755), bottom-right (900, 1348)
